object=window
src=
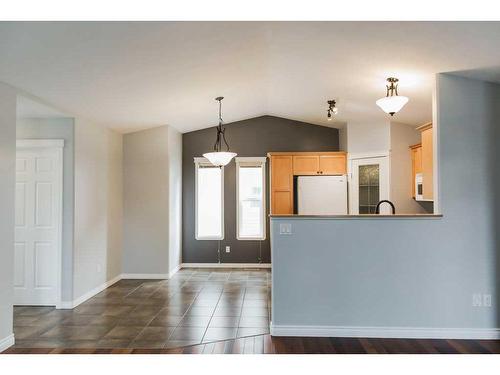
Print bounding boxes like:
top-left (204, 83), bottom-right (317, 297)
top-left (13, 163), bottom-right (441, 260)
top-left (236, 157), bottom-right (266, 240)
top-left (195, 158), bottom-right (224, 240)
top-left (358, 164), bottom-right (380, 214)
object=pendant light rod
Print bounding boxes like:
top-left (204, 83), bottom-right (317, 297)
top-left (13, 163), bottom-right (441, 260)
top-left (385, 77), bottom-right (399, 97)
top-left (213, 96), bottom-right (230, 153)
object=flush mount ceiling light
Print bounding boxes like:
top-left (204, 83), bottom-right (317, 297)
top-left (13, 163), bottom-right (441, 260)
top-left (376, 77), bottom-right (409, 116)
top-left (327, 100), bottom-right (338, 121)
top-left (203, 96), bottom-right (237, 167)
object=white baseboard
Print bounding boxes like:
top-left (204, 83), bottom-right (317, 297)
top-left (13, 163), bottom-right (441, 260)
top-left (121, 273), bottom-right (169, 279)
top-left (58, 274), bottom-right (122, 310)
top-left (181, 263), bottom-right (271, 269)
top-left (168, 264), bottom-right (182, 278)
top-left (269, 323), bottom-right (500, 340)
top-left (0, 334), bottom-right (15, 353)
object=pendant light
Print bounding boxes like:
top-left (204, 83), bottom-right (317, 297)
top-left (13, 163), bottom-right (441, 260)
top-left (327, 99), bottom-right (338, 121)
top-left (203, 96), bottom-right (237, 167)
top-left (376, 77), bottom-right (409, 116)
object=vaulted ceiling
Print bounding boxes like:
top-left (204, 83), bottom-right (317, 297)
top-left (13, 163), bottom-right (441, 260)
top-left (2, 22), bottom-right (500, 133)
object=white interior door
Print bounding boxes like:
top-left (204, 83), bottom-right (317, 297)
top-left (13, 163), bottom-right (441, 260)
top-left (15, 141), bottom-right (63, 306)
top-left (349, 156), bottom-right (390, 214)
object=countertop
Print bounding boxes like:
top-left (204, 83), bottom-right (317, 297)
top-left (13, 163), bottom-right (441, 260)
top-left (270, 214), bottom-right (442, 219)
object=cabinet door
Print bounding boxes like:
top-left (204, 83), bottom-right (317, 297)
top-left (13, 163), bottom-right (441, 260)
top-left (319, 155), bottom-right (346, 175)
top-left (293, 155), bottom-right (320, 175)
top-left (271, 156), bottom-right (293, 214)
top-left (421, 128), bottom-right (433, 200)
top-left (410, 146), bottom-right (422, 198)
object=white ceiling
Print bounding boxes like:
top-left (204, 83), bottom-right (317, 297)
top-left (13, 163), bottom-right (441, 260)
top-left (2, 22), bottom-right (500, 133)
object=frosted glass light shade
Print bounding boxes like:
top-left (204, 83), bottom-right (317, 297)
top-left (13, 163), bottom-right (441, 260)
top-left (376, 95), bottom-right (409, 116)
top-left (203, 151), bottom-right (237, 166)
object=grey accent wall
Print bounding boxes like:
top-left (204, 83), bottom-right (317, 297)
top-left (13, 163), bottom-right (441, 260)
top-left (16, 118), bottom-right (75, 303)
top-left (182, 115), bottom-right (339, 264)
top-left (270, 74), bottom-right (500, 333)
top-left (0, 83), bottom-right (16, 346)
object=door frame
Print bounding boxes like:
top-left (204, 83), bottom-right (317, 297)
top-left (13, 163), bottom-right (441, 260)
top-left (348, 151), bottom-right (391, 214)
top-left (16, 139), bottom-right (64, 308)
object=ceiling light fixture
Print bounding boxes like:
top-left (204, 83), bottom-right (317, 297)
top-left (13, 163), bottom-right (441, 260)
top-left (203, 96), bottom-right (237, 167)
top-left (327, 100), bottom-right (338, 121)
top-left (376, 77), bottom-right (409, 116)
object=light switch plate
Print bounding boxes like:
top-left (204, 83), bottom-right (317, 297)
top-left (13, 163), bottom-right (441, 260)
top-left (279, 223), bottom-right (292, 235)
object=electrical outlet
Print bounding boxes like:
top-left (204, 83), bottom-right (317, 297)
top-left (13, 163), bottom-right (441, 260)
top-left (279, 223), bottom-right (292, 235)
top-left (483, 294), bottom-right (492, 307)
top-left (225, 246), bottom-right (230, 253)
top-left (96, 263), bottom-right (102, 273)
top-left (473, 293), bottom-right (482, 307)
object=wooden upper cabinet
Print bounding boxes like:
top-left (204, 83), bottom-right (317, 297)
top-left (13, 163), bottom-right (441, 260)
top-left (268, 152), bottom-right (347, 214)
top-left (319, 154), bottom-right (347, 175)
top-left (420, 124), bottom-right (433, 200)
top-left (410, 122), bottom-right (433, 201)
top-left (270, 155), bottom-right (293, 214)
top-left (410, 143), bottom-right (422, 198)
top-left (293, 155), bottom-right (320, 175)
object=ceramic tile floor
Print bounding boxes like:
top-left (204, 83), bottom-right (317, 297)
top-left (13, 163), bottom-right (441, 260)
top-left (13, 268), bottom-right (271, 349)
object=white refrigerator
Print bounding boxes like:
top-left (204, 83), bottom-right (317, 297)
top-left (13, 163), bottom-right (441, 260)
top-left (297, 175), bottom-right (348, 215)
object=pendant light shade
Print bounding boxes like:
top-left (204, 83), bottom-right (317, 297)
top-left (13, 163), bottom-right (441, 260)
top-left (376, 77), bottom-right (409, 116)
top-left (202, 97), bottom-right (237, 167)
top-left (203, 151), bottom-right (237, 167)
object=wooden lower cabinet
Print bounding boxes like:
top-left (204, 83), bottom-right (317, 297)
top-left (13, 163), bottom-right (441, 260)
top-left (268, 151), bottom-right (346, 214)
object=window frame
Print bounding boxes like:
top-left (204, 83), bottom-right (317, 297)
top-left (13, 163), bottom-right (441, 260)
top-left (194, 157), bottom-right (224, 241)
top-left (235, 157), bottom-right (267, 241)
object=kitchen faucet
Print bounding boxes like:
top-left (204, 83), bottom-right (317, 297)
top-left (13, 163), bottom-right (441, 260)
top-left (375, 200), bottom-right (396, 214)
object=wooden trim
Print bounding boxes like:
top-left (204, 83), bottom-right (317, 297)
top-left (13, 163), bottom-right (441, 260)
top-left (416, 122), bottom-right (432, 132)
top-left (409, 143), bottom-right (422, 150)
top-left (267, 151), bottom-right (346, 157)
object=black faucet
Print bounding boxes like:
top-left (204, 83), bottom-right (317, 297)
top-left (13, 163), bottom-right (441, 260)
top-left (375, 200), bottom-right (396, 214)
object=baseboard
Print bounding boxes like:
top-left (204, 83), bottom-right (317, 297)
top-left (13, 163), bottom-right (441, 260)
top-left (121, 273), bottom-right (169, 279)
top-left (168, 264), bottom-right (181, 278)
top-left (181, 263), bottom-right (271, 269)
top-left (58, 274), bottom-right (122, 310)
top-left (0, 334), bottom-right (15, 353)
top-left (269, 323), bottom-right (500, 340)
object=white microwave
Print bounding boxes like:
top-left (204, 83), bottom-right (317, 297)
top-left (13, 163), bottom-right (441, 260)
top-left (415, 173), bottom-right (423, 200)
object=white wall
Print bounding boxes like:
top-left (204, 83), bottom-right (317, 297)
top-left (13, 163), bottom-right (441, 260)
top-left (168, 126), bottom-right (182, 275)
top-left (270, 74), bottom-right (500, 338)
top-left (16, 118), bottom-right (76, 303)
top-left (390, 121), bottom-right (427, 214)
top-left (73, 119), bottom-right (123, 300)
top-left (122, 126), bottom-right (170, 275)
top-left (122, 125), bottom-right (182, 276)
top-left (346, 120), bottom-right (390, 155)
top-left (0, 83), bottom-right (16, 350)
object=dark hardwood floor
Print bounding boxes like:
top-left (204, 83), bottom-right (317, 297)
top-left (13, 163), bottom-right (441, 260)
top-left (4, 334), bottom-right (500, 354)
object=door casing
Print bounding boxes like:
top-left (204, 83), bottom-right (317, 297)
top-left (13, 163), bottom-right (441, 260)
top-left (348, 152), bottom-right (391, 215)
